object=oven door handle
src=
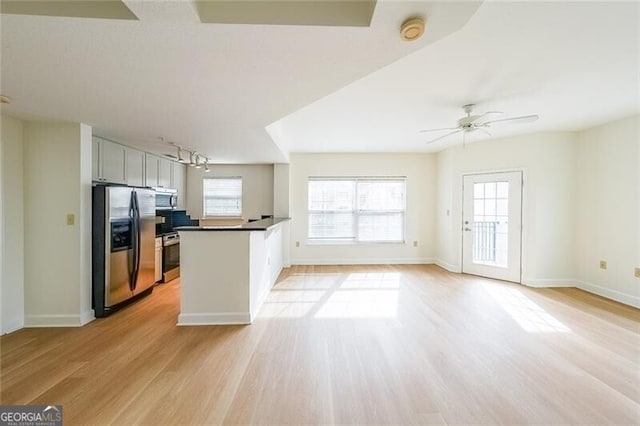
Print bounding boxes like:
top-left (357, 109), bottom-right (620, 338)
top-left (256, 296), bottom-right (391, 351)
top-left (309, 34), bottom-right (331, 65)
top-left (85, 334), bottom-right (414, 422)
top-left (163, 239), bottom-right (180, 247)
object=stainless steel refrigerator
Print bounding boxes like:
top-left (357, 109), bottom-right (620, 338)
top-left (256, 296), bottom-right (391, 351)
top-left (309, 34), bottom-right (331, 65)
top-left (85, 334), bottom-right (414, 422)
top-left (92, 185), bottom-right (156, 317)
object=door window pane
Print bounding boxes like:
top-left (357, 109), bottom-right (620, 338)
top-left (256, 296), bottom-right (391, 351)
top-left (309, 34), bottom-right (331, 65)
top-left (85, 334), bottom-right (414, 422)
top-left (473, 180), bottom-right (508, 267)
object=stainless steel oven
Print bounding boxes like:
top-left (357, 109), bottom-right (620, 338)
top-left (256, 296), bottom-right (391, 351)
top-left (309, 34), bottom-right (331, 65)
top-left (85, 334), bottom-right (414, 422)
top-left (162, 232), bottom-right (180, 282)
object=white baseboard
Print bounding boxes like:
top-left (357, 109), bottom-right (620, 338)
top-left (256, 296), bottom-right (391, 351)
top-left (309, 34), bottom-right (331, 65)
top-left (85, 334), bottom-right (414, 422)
top-left (177, 312), bottom-right (251, 326)
top-left (434, 259), bottom-right (461, 273)
top-left (576, 280), bottom-right (640, 308)
top-left (291, 257), bottom-right (436, 265)
top-left (24, 314), bottom-right (91, 327)
top-left (80, 309), bottom-right (95, 325)
top-left (1, 318), bottom-right (25, 335)
top-left (522, 278), bottom-right (580, 288)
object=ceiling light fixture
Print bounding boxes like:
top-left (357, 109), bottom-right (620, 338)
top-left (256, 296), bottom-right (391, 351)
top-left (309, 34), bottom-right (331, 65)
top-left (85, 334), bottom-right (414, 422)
top-left (177, 146), bottom-right (187, 163)
top-left (400, 17), bottom-right (425, 41)
top-left (165, 139), bottom-right (212, 168)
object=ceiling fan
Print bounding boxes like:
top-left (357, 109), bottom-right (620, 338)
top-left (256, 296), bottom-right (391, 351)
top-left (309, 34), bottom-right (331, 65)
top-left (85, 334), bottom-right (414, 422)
top-left (420, 104), bottom-right (539, 145)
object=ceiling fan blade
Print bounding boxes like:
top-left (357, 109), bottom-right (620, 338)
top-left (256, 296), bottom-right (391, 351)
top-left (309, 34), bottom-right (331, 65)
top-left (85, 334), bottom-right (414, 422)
top-left (419, 127), bottom-right (459, 133)
top-left (425, 129), bottom-right (462, 144)
top-left (472, 111), bottom-right (503, 122)
top-left (477, 128), bottom-right (492, 137)
top-left (482, 115), bottom-right (539, 126)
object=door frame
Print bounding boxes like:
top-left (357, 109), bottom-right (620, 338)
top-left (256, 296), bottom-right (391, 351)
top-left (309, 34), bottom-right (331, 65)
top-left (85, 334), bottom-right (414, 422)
top-left (460, 169), bottom-right (524, 284)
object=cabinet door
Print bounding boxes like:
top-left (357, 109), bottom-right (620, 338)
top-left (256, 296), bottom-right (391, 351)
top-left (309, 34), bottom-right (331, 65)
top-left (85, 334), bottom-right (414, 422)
top-left (172, 162), bottom-right (187, 208)
top-left (145, 154), bottom-right (159, 188)
top-left (92, 138), bottom-right (101, 181)
top-left (126, 148), bottom-right (145, 187)
top-left (101, 139), bottom-right (127, 184)
top-left (158, 158), bottom-right (172, 189)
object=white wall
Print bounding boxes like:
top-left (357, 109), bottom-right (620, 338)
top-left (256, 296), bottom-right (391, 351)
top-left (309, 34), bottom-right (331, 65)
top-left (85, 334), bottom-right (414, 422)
top-left (23, 121), bottom-right (94, 326)
top-left (79, 124), bottom-right (93, 319)
top-left (575, 115), bottom-right (639, 306)
top-left (436, 132), bottom-right (578, 285)
top-left (186, 164), bottom-right (274, 220)
top-left (289, 153), bottom-right (437, 264)
top-left (1, 114), bottom-right (25, 334)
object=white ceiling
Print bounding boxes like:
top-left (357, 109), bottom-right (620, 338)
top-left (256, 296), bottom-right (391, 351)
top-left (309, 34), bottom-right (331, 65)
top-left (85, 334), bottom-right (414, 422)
top-left (0, 0), bottom-right (482, 162)
top-left (270, 1), bottom-right (640, 153)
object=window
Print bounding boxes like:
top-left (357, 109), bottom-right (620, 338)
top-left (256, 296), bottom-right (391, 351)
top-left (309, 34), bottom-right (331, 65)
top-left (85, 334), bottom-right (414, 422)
top-left (203, 177), bottom-right (242, 217)
top-left (308, 178), bottom-right (405, 243)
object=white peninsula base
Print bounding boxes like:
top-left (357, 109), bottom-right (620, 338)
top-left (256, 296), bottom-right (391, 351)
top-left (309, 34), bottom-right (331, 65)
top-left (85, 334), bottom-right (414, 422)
top-left (177, 218), bottom-right (288, 325)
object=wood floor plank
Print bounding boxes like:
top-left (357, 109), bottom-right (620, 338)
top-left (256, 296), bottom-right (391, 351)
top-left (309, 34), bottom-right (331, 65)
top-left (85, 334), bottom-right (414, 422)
top-left (1, 265), bottom-right (639, 424)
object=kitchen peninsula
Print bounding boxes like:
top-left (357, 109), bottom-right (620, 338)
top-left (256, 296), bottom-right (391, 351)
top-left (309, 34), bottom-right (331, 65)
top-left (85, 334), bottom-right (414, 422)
top-left (176, 217), bottom-right (290, 325)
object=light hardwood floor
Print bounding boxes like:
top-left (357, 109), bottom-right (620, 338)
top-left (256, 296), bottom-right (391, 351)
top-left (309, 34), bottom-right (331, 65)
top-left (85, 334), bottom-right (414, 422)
top-left (1, 265), bottom-right (639, 424)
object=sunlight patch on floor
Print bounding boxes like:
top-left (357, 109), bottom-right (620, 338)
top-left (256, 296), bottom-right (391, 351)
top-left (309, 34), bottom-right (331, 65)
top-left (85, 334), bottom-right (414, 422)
top-left (260, 272), bottom-right (400, 319)
top-left (314, 289), bottom-right (399, 319)
top-left (339, 272), bottom-right (401, 289)
top-left (486, 285), bottom-right (571, 333)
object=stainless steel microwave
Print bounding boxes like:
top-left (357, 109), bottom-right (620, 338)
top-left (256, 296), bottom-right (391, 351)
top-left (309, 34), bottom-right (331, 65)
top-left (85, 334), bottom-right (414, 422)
top-left (155, 188), bottom-right (178, 210)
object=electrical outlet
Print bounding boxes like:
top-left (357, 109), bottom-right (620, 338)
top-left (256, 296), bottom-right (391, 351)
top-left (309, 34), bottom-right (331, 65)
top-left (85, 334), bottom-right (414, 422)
top-left (599, 260), bottom-right (607, 270)
top-left (295, 241), bottom-right (300, 247)
top-left (413, 241), bottom-right (418, 247)
top-left (66, 214), bottom-right (75, 226)
top-left (635, 268), bottom-right (640, 278)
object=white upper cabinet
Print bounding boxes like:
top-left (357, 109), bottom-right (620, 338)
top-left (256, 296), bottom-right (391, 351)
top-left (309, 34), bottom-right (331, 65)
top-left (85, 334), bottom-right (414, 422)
top-left (93, 137), bottom-right (184, 192)
top-left (158, 158), bottom-right (172, 189)
top-left (92, 137), bottom-right (126, 184)
top-left (125, 147), bottom-right (145, 187)
top-left (172, 162), bottom-right (187, 208)
top-left (145, 154), bottom-right (160, 188)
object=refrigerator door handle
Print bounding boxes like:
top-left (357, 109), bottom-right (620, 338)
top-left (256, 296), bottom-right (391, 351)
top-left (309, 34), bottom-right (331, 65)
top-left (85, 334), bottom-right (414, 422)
top-left (133, 191), bottom-right (142, 290)
top-left (128, 191), bottom-right (137, 290)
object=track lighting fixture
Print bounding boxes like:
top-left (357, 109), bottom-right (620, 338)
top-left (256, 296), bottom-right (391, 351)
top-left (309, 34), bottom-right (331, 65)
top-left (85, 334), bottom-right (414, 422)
top-left (165, 139), bottom-right (213, 169)
top-left (177, 146), bottom-right (187, 163)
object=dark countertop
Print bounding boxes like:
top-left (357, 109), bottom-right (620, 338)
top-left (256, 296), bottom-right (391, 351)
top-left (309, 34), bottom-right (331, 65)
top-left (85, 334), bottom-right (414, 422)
top-left (175, 217), bottom-right (290, 232)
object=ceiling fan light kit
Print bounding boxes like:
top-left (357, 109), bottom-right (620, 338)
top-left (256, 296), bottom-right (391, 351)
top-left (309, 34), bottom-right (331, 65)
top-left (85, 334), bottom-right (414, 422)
top-left (420, 104), bottom-right (539, 146)
top-left (400, 17), bottom-right (425, 41)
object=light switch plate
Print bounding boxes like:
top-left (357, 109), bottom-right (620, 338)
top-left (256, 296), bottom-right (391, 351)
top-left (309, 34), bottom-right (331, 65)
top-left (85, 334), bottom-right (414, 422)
top-left (599, 260), bottom-right (607, 270)
top-left (66, 214), bottom-right (75, 226)
top-left (635, 268), bottom-right (640, 278)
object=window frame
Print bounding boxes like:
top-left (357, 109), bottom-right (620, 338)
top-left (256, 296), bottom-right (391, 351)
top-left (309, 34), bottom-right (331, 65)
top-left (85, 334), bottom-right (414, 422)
top-left (307, 176), bottom-right (406, 245)
top-left (202, 176), bottom-right (243, 218)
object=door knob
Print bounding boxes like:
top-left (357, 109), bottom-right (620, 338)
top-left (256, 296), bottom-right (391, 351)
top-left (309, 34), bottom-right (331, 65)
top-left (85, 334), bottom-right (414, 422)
top-left (464, 227), bottom-right (472, 231)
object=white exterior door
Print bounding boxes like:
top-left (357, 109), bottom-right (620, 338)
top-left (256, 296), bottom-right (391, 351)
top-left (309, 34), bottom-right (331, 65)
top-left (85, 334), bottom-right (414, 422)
top-left (462, 171), bottom-right (523, 283)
